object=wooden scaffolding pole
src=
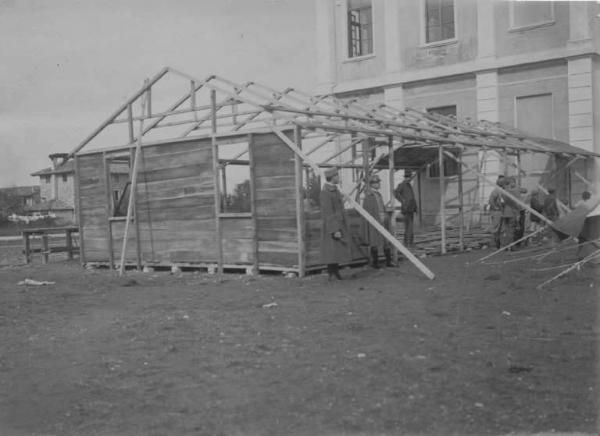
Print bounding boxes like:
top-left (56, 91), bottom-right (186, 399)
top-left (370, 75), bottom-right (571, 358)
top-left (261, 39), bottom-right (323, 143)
top-left (294, 126), bottom-right (306, 277)
top-left (272, 127), bottom-right (435, 280)
top-left (211, 89), bottom-right (224, 277)
top-left (118, 82), bottom-right (147, 276)
top-left (458, 149), bottom-right (464, 251)
top-left (438, 144), bottom-right (447, 254)
top-left (388, 136), bottom-right (397, 264)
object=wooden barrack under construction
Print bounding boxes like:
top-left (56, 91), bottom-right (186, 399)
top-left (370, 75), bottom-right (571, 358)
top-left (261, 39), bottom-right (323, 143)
top-left (67, 67), bottom-right (599, 279)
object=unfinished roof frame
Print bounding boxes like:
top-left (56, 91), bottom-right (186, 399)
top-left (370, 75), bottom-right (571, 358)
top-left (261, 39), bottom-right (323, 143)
top-left (69, 67), bottom-right (599, 278)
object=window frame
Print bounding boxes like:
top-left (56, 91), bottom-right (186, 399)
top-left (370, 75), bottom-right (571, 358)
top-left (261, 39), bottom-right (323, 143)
top-left (345, 0), bottom-right (375, 61)
top-left (421, 0), bottom-right (457, 47)
top-left (426, 104), bottom-right (460, 179)
top-left (508, 1), bottom-right (555, 33)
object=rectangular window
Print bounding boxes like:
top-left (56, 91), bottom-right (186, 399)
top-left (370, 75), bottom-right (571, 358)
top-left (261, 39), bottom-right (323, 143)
top-left (62, 174), bottom-right (68, 182)
top-left (427, 105), bottom-right (460, 177)
top-left (510, 1), bottom-right (554, 30)
top-left (516, 93), bottom-right (553, 172)
top-left (425, 0), bottom-right (455, 43)
top-left (347, 0), bottom-right (373, 58)
top-left (217, 142), bottom-right (251, 214)
top-left (43, 175), bottom-right (51, 184)
top-left (106, 156), bottom-right (132, 217)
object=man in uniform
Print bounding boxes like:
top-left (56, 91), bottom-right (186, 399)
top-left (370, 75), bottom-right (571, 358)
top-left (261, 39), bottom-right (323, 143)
top-left (320, 167), bottom-right (350, 280)
top-left (362, 174), bottom-right (393, 268)
top-left (394, 170), bottom-right (418, 247)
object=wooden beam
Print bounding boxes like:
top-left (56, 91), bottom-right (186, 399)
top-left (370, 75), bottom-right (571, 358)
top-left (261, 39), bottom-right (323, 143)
top-left (103, 153), bottom-right (115, 269)
top-left (67, 67), bottom-right (169, 159)
top-left (273, 127), bottom-right (435, 280)
top-left (294, 126), bottom-right (306, 277)
top-left (73, 155), bottom-right (86, 265)
top-left (247, 134), bottom-right (259, 274)
top-left (388, 135), bottom-right (397, 264)
top-left (458, 149), bottom-right (464, 251)
top-left (438, 145), bottom-right (446, 254)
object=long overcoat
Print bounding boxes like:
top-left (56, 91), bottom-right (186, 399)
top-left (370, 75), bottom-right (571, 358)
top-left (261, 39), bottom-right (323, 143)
top-left (320, 183), bottom-right (351, 264)
top-left (362, 190), bottom-right (386, 251)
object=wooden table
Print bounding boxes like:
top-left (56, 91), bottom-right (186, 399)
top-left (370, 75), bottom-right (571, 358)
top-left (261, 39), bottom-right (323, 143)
top-left (22, 226), bottom-right (79, 264)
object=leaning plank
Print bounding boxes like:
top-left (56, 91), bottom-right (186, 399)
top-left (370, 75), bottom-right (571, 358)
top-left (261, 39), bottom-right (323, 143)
top-left (272, 127), bottom-right (435, 280)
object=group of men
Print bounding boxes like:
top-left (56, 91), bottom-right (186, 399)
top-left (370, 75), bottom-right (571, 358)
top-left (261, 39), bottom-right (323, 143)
top-left (319, 167), bottom-right (418, 281)
top-left (488, 174), bottom-right (562, 249)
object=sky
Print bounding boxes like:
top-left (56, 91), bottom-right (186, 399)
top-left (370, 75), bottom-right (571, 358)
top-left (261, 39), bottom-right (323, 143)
top-left (0, 0), bottom-right (316, 187)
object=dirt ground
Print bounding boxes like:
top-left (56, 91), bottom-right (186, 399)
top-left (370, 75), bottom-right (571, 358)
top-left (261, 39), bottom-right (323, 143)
top-left (0, 243), bottom-right (597, 436)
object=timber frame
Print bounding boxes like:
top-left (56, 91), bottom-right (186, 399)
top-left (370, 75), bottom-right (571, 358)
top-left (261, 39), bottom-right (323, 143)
top-left (68, 67), bottom-right (600, 279)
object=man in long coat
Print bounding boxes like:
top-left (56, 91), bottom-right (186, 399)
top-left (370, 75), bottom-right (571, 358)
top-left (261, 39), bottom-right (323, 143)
top-left (320, 167), bottom-right (350, 280)
top-left (394, 170), bottom-right (418, 247)
top-left (362, 174), bottom-right (393, 268)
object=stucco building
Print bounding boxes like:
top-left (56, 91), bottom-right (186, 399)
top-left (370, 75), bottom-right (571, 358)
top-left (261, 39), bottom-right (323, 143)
top-left (315, 0), bottom-right (600, 226)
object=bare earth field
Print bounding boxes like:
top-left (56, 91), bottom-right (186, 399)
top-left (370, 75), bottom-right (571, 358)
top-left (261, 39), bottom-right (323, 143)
top-left (0, 244), bottom-right (597, 436)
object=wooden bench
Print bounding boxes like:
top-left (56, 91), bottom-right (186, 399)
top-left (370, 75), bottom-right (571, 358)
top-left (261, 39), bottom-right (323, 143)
top-left (22, 226), bottom-right (79, 264)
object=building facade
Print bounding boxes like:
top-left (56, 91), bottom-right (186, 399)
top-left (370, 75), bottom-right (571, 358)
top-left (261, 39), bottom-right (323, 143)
top-left (316, 0), bottom-right (600, 224)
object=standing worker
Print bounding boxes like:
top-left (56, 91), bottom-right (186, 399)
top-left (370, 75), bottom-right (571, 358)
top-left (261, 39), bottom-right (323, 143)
top-left (488, 175), bottom-right (506, 249)
top-left (320, 167), bottom-right (350, 280)
top-left (394, 170), bottom-right (418, 247)
top-left (362, 174), bottom-right (393, 268)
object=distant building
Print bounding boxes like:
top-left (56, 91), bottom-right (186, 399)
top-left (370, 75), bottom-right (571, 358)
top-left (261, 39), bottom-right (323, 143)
top-left (30, 153), bottom-right (77, 223)
top-left (0, 185), bottom-right (40, 218)
top-left (30, 153), bottom-right (130, 224)
top-left (315, 0), bottom-right (600, 223)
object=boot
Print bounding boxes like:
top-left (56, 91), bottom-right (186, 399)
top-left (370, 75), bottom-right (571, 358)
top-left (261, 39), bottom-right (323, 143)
top-left (370, 247), bottom-right (381, 269)
top-left (327, 263), bottom-right (343, 281)
top-left (384, 248), bottom-right (394, 267)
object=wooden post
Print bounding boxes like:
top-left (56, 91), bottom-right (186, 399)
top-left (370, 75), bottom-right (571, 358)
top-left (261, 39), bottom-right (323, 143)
top-left (438, 145), bottom-right (446, 254)
top-left (248, 134), bottom-right (259, 274)
top-left (66, 229), bottom-right (73, 260)
top-left (118, 89), bottom-right (147, 276)
top-left (417, 169), bottom-right (423, 227)
top-left (145, 79), bottom-right (152, 118)
top-left (211, 89), bottom-right (224, 276)
top-left (103, 154), bottom-right (115, 268)
top-left (74, 155), bottom-right (86, 265)
top-left (127, 103), bottom-right (134, 143)
top-left (41, 234), bottom-right (49, 264)
top-left (191, 80), bottom-right (198, 122)
top-left (272, 127), bottom-right (435, 280)
top-left (388, 136), bottom-right (397, 264)
top-left (23, 232), bottom-right (30, 264)
top-left (458, 149), bottom-right (464, 251)
top-left (294, 126), bottom-right (306, 277)
top-left (516, 151), bottom-right (522, 186)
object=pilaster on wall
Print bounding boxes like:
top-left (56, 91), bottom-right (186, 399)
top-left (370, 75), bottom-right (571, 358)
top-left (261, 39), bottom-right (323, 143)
top-left (568, 57), bottom-right (594, 153)
top-left (477, 0), bottom-right (496, 60)
top-left (383, 0), bottom-right (401, 75)
top-left (315, 0), bottom-right (337, 95)
top-left (383, 85), bottom-right (405, 111)
top-left (476, 71), bottom-right (501, 206)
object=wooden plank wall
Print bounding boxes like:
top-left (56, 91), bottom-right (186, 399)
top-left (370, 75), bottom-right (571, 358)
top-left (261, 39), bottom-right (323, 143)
top-left (135, 139), bottom-right (216, 264)
top-left (77, 153), bottom-right (110, 262)
top-left (252, 132), bottom-right (299, 267)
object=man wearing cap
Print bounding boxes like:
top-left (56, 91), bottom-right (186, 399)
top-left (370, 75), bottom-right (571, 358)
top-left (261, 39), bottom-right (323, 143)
top-left (362, 174), bottom-right (393, 268)
top-left (320, 167), bottom-right (350, 280)
top-left (394, 170), bottom-right (418, 247)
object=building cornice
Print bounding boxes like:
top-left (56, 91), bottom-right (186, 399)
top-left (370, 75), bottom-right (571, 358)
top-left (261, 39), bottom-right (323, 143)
top-left (330, 43), bottom-right (599, 95)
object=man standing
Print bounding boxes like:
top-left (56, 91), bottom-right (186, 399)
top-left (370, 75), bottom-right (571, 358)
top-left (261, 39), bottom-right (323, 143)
top-left (320, 167), bottom-right (350, 280)
top-left (362, 174), bottom-right (393, 268)
top-left (394, 170), bottom-right (418, 247)
top-left (488, 175), bottom-right (506, 248)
